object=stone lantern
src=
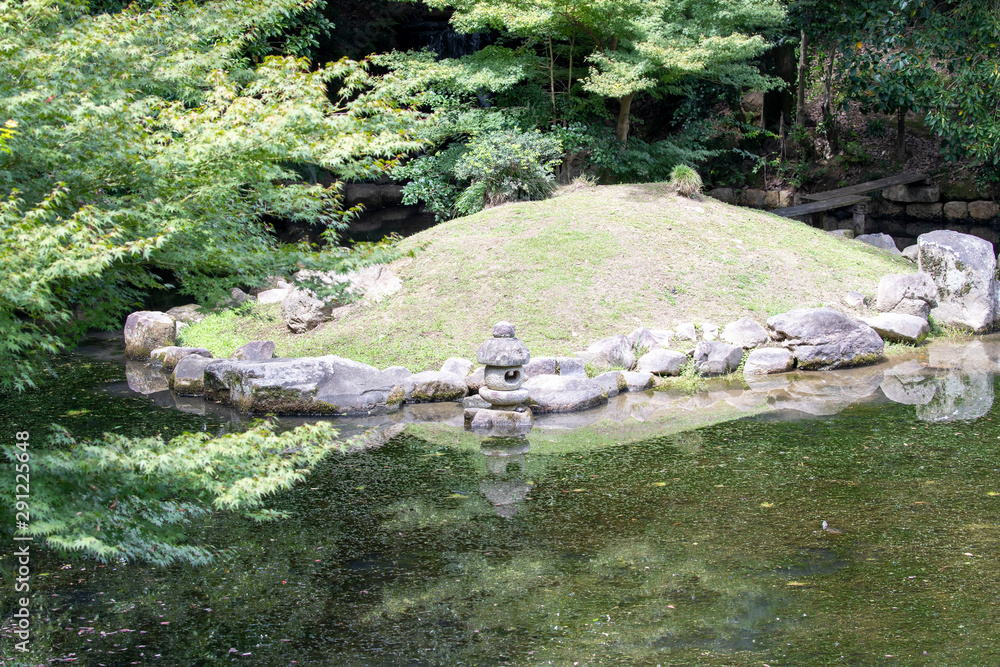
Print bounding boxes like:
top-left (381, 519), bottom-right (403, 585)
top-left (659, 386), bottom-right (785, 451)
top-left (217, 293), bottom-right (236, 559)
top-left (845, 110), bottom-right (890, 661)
top-left (468, 321), bottom-right (533, 436)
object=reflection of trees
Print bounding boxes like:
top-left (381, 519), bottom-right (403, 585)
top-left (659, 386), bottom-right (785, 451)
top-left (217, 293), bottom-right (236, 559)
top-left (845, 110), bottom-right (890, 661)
top-left (1, 421), bottom-right (346, 565)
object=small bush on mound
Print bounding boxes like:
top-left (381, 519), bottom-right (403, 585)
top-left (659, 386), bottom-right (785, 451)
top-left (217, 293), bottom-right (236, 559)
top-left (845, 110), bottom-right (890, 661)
top-left (669, 165), bottom-right (703, 197)
top-left (453, 130), bottom-right (563, 215)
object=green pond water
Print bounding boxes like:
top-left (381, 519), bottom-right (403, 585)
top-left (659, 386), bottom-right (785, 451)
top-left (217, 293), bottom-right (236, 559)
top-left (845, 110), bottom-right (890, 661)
top-left (3, 337), bottom-right (1000, 666)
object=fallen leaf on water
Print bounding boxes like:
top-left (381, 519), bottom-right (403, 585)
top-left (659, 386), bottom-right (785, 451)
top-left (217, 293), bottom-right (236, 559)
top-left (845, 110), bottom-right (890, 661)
top-left (652, 482), bottom-right (667, 487)
top-left (760, 502), bottom-right (774, 508)
top-left (572, 489), bottom-right (585, 492)
top-left (787, 582), bottom-right (808, 587)
top-left (447, 493), bottom-right (468, 499)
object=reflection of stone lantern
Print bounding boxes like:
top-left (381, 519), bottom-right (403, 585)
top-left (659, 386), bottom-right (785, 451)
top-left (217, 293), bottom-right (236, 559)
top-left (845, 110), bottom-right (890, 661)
top-left (468, 322), bottom-right (533, 436)
top-left (479, 435), bottom-right (531, 518)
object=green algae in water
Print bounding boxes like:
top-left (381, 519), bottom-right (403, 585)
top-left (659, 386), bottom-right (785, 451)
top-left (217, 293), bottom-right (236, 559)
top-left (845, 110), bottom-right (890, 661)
top-left (5, 354), bottom-right (1000, 665)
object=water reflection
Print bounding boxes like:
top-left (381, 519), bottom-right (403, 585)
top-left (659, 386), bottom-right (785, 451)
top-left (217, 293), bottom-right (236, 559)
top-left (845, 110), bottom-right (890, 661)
top-left (479, 436), bottom-right (532, 518)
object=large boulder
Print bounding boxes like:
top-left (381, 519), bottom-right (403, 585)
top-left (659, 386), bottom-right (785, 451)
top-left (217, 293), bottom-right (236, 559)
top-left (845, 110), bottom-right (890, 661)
top-left (875, 273), bottom-right (939, 319)
top-left (403, 371), bottom-right (468, 403)
top-left (721, 317), bottom-right (769, 349)
top-left (150, 346), bottom-right (212, 371)
top-left (124, 311), bottom-right (176, 359)
top-left (861, 313), bottom-right (930, 344)
top-left (692, 341), bottom-right (744, 376)
top-left (382, 366), bottom-right (412, 384)
top-left (555, 357), bottom-right (587, 376)
top-left (637, 349), bottom-right (688, 376)
top-left (170, 354), bottom-right (217, 395)
top-left (203, 356), bottom-right (403, 415)
top-left (523, 375), bottom-right (607, 413)
top-left (231, 340), bottom-right (276, 361)
top-left (280, 288), bottom-right (332, 333)
top-left (766, 308), bottom-right (884, 370)
top-left (743, 348), bottom-right (794, 376)
top-left (581, 335), bottom-right (636, 370)
top-left (917, 230), bottom-right (997, 332)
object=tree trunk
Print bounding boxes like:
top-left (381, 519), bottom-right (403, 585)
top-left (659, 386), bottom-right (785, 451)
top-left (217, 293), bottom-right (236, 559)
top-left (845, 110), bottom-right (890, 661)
top-left (547, 36), bottom-right (556, 111)
top-left (615, 93), bottom-right (633, 146)
top-left (896, 108), bottom-right (907, 161)
top-left (796, 30), bottom-right (808, 127)
top-left (821, 48), bottom-right (840, 154)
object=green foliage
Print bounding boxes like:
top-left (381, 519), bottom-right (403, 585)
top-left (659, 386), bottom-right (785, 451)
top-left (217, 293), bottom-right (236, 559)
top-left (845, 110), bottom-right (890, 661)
top-left (0, 0), bottom-right (428, 390)
top-left (453, 130), bottom-right (563, 215)
top-left (3, 420), bottom-right (348, 565)
top-left (834, 0), bottom-right (1000, 168)
top-left (669, 164), bottom-right (703, 197)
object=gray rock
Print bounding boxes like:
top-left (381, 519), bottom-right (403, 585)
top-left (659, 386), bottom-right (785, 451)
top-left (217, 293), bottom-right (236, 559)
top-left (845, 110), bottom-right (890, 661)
top-left (692, 341), bottom-right (744, 376)
top-left (477, 337), bottom-right (530, 367)
top-left (256, 288), bottom-right (290, 305)
top-left (581, 335), bottom-right (636, 370)
top-left (743, 348), bottom-right (795, 376)
top-left (876, 273), bottom-right (938, 320)
top-left (970, 226), bottom-right (1000, 245)
top-left (721, 317), bottom-right (769, 349)
top-left (828, 229), bottom-right (854, 239)
top-left (124, 311), bottom-right (176, 359)
top-left (441, 357), bottom-right (474, 377)
top-left (348, 264), bottom-right (402, 303)
top-left (943, 201), bottom-right (969, 220)
top-left (556, 357), bottom-right (587, 377)
top-left (627, 327), bottom-right (662, 353)
top-left (968, 200), bottom-right (1000, 220)
top-left (674, 323), bottom-right (698, 342)
top-left (883, 184), bottom-right (940, 203)
top-left (621, 371), bottom-right (656, 391)
top-left (918, 230), bottom-right (997, 332)
top-left (403, 371), bottom-right (468, 403)
top-left (228, 287), bottom-right (249, 305)
top-left (170, 354), bottom-right (216, 395)
top-left (593, 371), bottom-right (627, 398)
top-left (165, 304), bottom-right (204, 324)
top-left (125, 360), bottom-right (170, 394)
top-left (648, 329), bottom-right (673, 347)
top-left (902, 245), bottom-right (920, 262)
top-left (280, 288), bottom-right (332, 333)
top-left (907, 203), bottom-right (943, 219)
top-left (766, 308), bottom-right (884, 370)
top-left (843, 291), bottom-right (869, 310)
top-left (708, 187), bottom-right (738, 204)
top-left (916, 372), bottom-right (993, 422)
top-left (523, 356), bottom-right (558, 380)
top-left (701, 323), bottom-right (719, 341)
top-left (465, 367), bottom-right (486, 392)
top-left (150, 346), bottom-right (213, 371)
top-left (862, 313), bottom-right (930, 344)
top-left (856, 233), bottom-right (902, 255)
top-left (523, 375), bottom-right (607, 413)
top-left (203, 356), bottom-right (403, 415)
top-left (382, 365), bottom-right (412, 384)
top-left (231, 341), bottom-right (276, 361)
top-left (741, 188), bottom-right (767, 208)
top-left (637, 349), bottom-right (688, 376)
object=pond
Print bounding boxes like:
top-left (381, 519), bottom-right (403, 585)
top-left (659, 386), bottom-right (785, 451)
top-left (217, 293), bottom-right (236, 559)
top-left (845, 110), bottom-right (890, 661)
top-left (3, 335), bottom-right (1000, 665)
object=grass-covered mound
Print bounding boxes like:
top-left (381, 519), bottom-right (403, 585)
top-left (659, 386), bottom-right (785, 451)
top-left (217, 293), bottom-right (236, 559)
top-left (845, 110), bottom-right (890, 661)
top-left (182, 183), bottom-right (911, 371)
